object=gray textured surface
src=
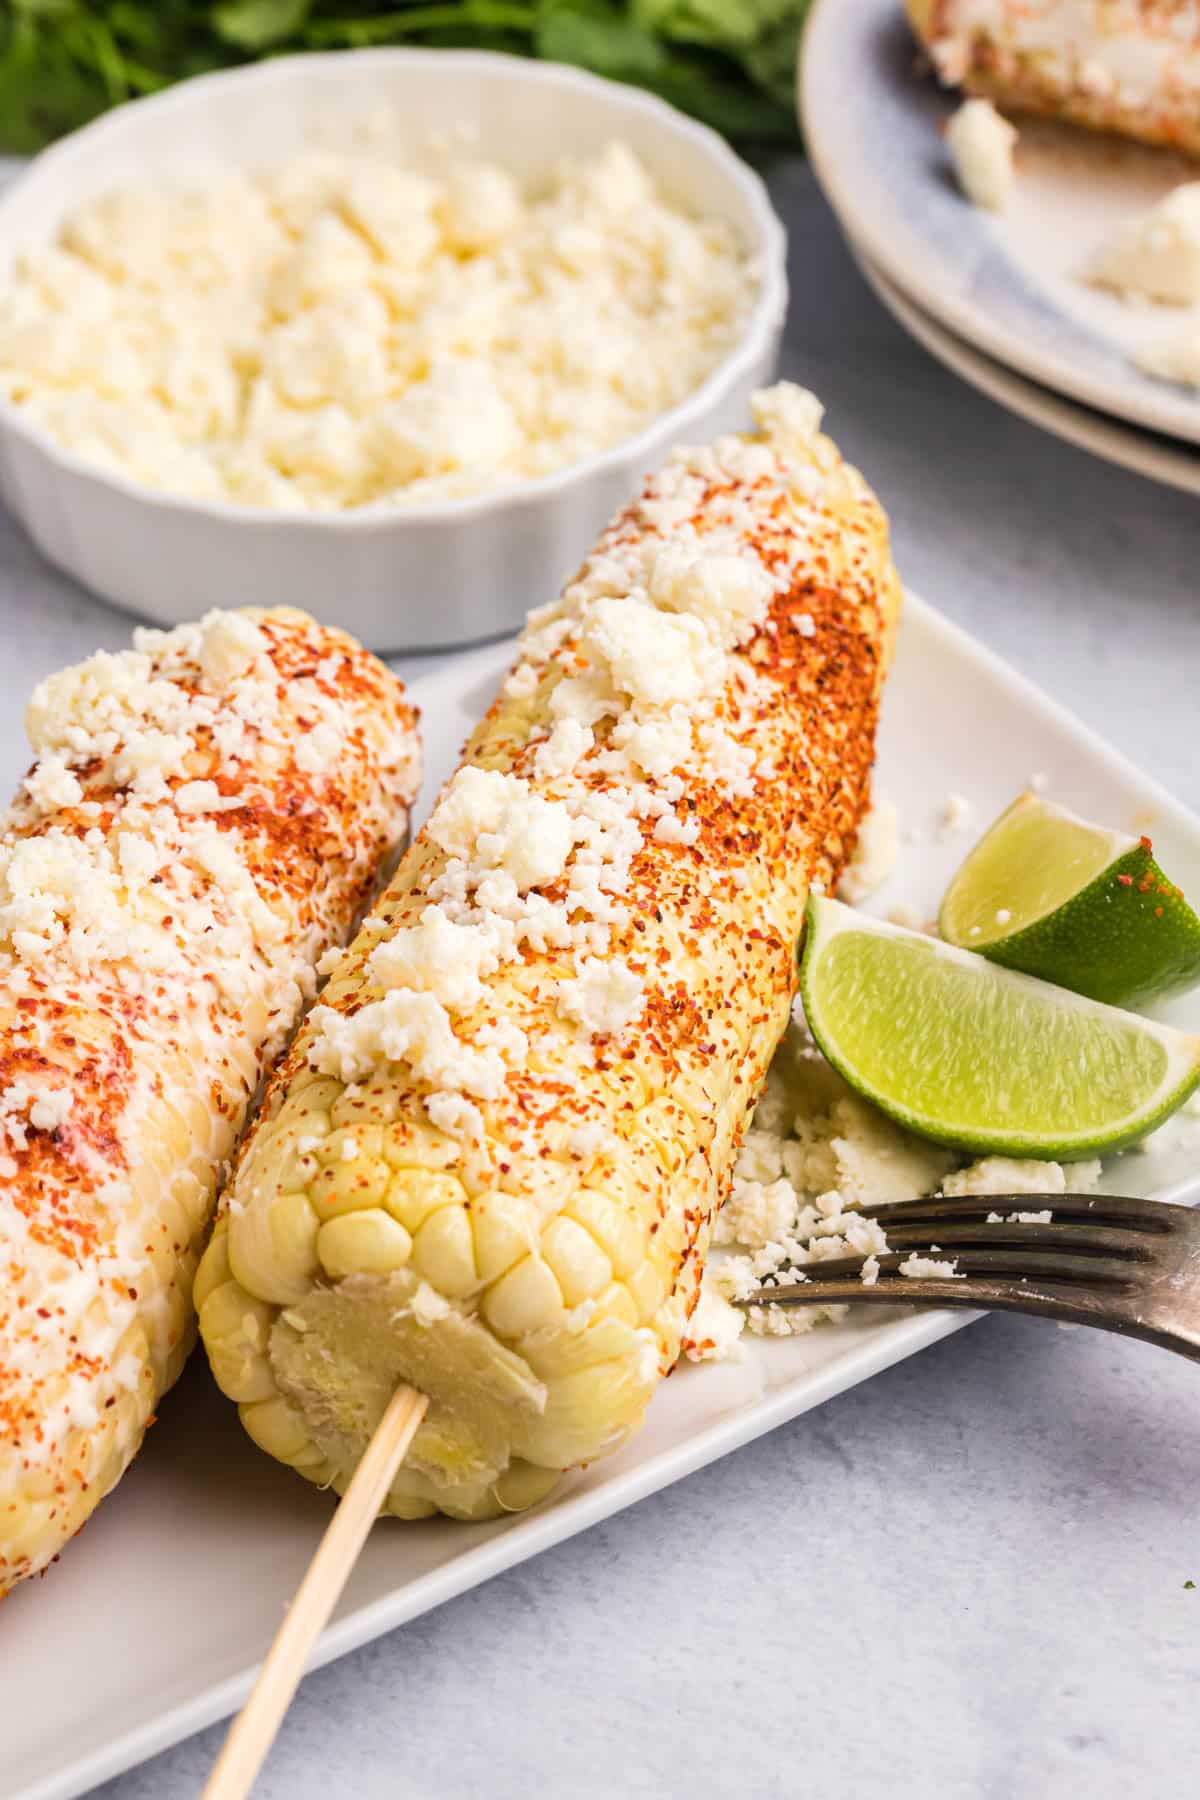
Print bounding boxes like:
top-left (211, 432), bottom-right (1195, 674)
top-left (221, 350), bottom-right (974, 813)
top-left (3, 159), bottom-right (1199, 1800)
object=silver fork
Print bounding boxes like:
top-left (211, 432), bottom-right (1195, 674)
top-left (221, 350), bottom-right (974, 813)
top-left (734, 1193), bottom-right (1200, 1360)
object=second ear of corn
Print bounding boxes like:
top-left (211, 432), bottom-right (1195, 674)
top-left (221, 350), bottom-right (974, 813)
top-left (0, 609), bottom-right (418, 1593)
top-left (197, 385), bottom-right (902, 1521)
top-left (909, 0), bottom-right (1200, 159)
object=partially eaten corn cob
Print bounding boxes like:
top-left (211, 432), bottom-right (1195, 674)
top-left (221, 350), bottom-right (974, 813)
top-left (909, 0), bottom-right (1200, 158)
top-left (197, 384), bottom-right (902, 1521)
top-left (0, 609), bottom-right (418, 1594)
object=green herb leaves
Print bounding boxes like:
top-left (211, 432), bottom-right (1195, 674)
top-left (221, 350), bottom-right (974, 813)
top-left (0, 0), bottom-right (809, 151)
top-left (213, 1), bottom-right (315, 52)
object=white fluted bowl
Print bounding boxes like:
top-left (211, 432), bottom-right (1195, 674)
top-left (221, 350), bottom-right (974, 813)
top-left (0, 51), bottom-right (786, 651)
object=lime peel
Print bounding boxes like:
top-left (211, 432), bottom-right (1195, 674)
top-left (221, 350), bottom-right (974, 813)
top-left (939, 791), bottom-right (1200, 1009)
top-left (801, 897), bottom-right (1200, 1161)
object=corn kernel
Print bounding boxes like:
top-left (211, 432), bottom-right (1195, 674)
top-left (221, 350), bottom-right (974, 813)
top-left (291, 1457), bottom-right (336, 1490)
top-left (492, 1460), bottom-right (562, 1512)
top-left (411, 1205), bottom-right (477, 1297)
top-left (471, 1197), bottom-right (534, 1283)
top-left (317, 1210), bottom-right (413, 1278)
top-left (634, 1098), bottom-right (691, 1175)
top-left (588, 1281), bottom-right (639, 1328)
top-left (540, 1216), bottom-right (612, 1305)
top-left (626, 1259), bottom-right (669, 1324)
top-left (565, 1190), bottom-right (645, 1278)
top-left (279, 1071), bottom-right (342, 1115)
top-left (271, 1190), bottom-right (321, 1279)
top-left (247, 1115), bottom-right (328, 1193)
top-left (230, 1190), bottom-right (320, 1306)
top-left (482, 1254), bottom-right (564, 1339)
top-left (384, 1168), bottom-right (467, 1233)
top-left (326, 1117), bottom-right (386, 1157)
top-left (192, 1226), bottom-right (232, 1311)
top-left (309, 1153), bottom-right (391, 1217)
top-left (384, 1495), bottom-right (440, 1521)
top-left (517, 1358), bottom-right (646, 1468)
top-left (199, 1280), bottom-right (277, 1403)
top-left (382, 1123), bottom-right (463, 1172)
top-left (240, 1395), bottom-right (313, 1465)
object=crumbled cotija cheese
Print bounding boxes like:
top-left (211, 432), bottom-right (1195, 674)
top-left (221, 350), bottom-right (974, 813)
top-left (684, 1029), bottom-right (951, 1358)
top-left (0, 141), bottom-right (756, 510)
top-left (938, 793), bottom-right (973, 839)
top-left (685, 1013), bottom-right (1103, 1362)
top-left (1086, 182), bottom-right (1200, 305)
top-left (366, 907), bottom-right (498, 1013)
top-left (427, 767), bottom-right (575, 892)
top-left (558, 956), bottom-right (644, 1039)
top-left (424, 1092), bottom-right (485, 1145)
top-left (683, 1278), bottom-right (749, 1363)
top-left (1135, 328), bottom-right (1200, 389)
top-left (946, 98), bottom-right (1018, 212)
top-left (898, 1253), bottom-right (962, 1280)
top-left (0, 1079), bottom-right (73, 1169)
top-left (943, 1155), bottom-right (1102, 1197)
top-left (309, 987), bottom-right (514, 1098)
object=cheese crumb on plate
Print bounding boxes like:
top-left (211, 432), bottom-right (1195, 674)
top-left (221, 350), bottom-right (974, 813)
top-left (1135, 328), bottom-right (1200, 390)
top-left (684, 1012), bottom-right (1104, 1363)
top-left (1085, 182), bottom-right (1200, 306)
top-left (947, 99), bottom-right (1018, 213)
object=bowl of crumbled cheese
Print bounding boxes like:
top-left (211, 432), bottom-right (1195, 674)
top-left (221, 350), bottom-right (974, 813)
top-left (0, 51), bottom-right (785, 650)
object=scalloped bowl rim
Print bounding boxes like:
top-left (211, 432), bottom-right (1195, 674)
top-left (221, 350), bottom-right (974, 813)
top-left (0, 49), bottom-right (788, 533)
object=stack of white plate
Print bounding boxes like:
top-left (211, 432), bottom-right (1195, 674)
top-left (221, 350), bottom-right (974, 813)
top-left (801, 0), bottom-right (1200, 497)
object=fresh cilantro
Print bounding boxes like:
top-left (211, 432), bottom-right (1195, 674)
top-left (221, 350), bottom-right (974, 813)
top-left (0, 0), bottom-right (809, 149)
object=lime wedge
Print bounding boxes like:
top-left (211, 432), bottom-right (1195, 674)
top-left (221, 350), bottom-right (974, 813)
top-left (800, 896), bottom-right (1200, 1159)
top-left (939, 791), bottom-right (1200, 1008)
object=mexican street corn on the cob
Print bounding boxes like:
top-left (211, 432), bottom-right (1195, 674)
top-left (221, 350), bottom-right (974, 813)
top-left (0, 609), bottom-right (418, 1594)
top-left (909, 1), bottom-right (1200, 158)
top-left (197, 384), bottom-right (902, 1522)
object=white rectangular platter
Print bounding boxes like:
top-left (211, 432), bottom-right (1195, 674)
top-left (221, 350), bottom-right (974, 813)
top-left (5, 591), bottom-right (1199, 1800)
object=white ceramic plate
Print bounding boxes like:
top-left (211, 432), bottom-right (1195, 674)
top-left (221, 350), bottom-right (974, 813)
top-left (6, 593), bottom-right (1200, 1800)
top-left (851, 244), bottom-right (1200, 496)
top-left (802, 0), bottom-right (1200, 445)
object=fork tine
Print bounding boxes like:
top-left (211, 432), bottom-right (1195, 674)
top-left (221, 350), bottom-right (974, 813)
top-left (736, 1275), bottom-right (988, 1310)
top-left (728, 1209), bottom-right (1200, 1360)
top-left (859, 1192), bottom-right (1178, 1233)
top-left (878, 1220), bottom-right (1156, 1260)
top-left (731, 1270), bottom-right (1200, 1360)
top-left (750, 1247), bottom-right (1142, 1292)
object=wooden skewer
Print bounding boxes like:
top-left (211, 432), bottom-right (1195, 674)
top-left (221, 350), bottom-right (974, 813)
top-left (202, 1384), bottom-right (429, 1800)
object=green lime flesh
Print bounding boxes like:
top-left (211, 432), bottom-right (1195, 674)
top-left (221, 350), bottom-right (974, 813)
top-left (801, 898), bottom-right (1200, 1159)
top-left (939, 792), bottom-right (1200, 1009)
